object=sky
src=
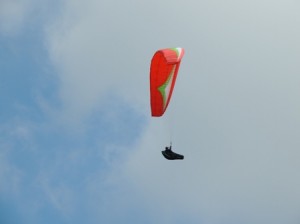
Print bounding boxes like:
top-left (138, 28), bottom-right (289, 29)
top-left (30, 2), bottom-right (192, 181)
top-left (1, 0), bottom-right (300, 223)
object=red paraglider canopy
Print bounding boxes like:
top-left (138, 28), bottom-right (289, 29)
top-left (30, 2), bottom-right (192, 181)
top-left (150, 48), bottom-right (185, 117)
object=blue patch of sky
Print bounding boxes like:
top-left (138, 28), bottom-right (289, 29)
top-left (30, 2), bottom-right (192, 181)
top-left (0, 198), bottom-right (24, 224)
top-left (0, 3), bottom-right (150, 221)
top-left (0, 10), bottom-right (59, 183)
top-left (0, 16), bottom-right (67, 224)
top-left (1, 103), bottom-right (147, 224)
top-left (1, 35), bottom-right (147, 224)
top-left (86, 95), bottom-right (147, 147)
top-left (0, 25), bottom-right (58, 124)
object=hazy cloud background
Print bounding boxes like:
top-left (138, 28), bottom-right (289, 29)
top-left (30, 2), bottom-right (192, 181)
top-left (1, 0), bottom-right (300, 223)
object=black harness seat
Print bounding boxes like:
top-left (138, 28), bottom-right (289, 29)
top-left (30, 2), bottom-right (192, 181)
top-left (162, 148), bottom-right (184, 160)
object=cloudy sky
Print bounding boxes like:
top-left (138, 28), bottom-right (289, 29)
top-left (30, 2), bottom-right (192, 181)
top-left (1, 0), bottom-right (300, 223)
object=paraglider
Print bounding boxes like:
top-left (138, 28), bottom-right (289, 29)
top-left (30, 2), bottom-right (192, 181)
top-left (161, 144), bottom-right (184, 160)
top-left (149, 47), bottom-right (185, 160)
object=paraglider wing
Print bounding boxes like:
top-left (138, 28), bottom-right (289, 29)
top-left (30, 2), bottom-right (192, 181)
top-left (150, 48), bottom-right (185, 117)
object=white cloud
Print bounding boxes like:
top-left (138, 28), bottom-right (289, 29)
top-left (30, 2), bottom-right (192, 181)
top-left (123, 115), bottom-right (300, 224)
top-left (45, 0), bottom-right (186, 123)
